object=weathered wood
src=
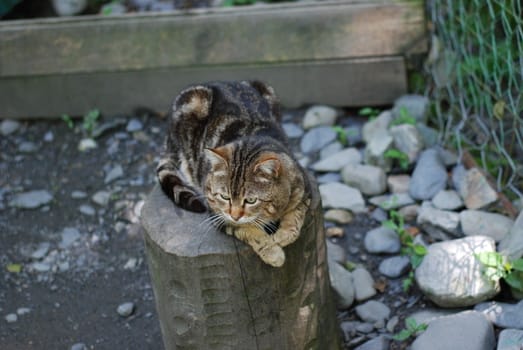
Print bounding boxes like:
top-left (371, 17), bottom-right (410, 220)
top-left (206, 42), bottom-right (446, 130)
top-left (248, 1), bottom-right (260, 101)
top-left (140, 180), bottom-right (340, 349)
top-left (0, 56), bottom-right (406, 118)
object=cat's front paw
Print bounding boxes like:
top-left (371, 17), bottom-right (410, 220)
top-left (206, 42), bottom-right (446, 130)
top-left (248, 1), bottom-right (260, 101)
top-left (258, 244), bottom-right (285, 267)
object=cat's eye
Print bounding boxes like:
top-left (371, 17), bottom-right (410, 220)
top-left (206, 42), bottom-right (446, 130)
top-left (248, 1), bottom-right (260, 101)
top-left (219, 193), bottom-right (230, 201)
top-left (244, 197), bottom-right (258, 205)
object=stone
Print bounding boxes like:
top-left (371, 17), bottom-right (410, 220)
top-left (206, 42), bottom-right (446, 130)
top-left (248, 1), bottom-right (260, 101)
top-left (300, 126), bottom-right (337, 154)
top-left (370, 207), bottom-right (387, 223)
top-left (411, 311), bottom-right (495, 350)
top-left (415, 236), bottom-right (500, 308)
top-left (282, 123), bottom-right (304, 139)
top-left (354, 336), bottom-right (389, 350)
top-left (78, 138), bottom-right (98, 151)
top-left (79, 205), bottom-right (96, 216)
top-left (392, 94), bottom-right (429, 124)
top-left (0, 119), bottom-right (20, 135)
top-left (499, 210), bottom-right (523, 260)
top-left (417, 204), bottom-right (461, 239)
top-left (44, 131), bottom-right (54, 142)
top-left (60, 227), bottom-right (81, 248)
top-left (325, 226), bottom-right (344, 238)
top-left (362, 110), bottom-right (392, 144)
top-left (70, 343), bottom-right (88, 350)
top-left (386, 316), bottom-right (399, 333)
top-left (378, 255), bottom-right (410, 278)
top-left (341, 164), bottom-right (386, 196)
top-left (324, 209), bottom-right (353, 224)
top-left (104, 165), bottom-right (124, 184)
top-left (451, 164), bottom-right (467, 193)
top-left (328, 261), bottom-right (355, 309)
top-left (126, 118), bottom-right (143, 132)
top-left (364, 226), bottom-right (401, 254)
top-left (460, 210), bottom-right (514, 242)
top-left (302, 105), bottom-right (337, 129)
top-left (117, 302), bottom-right (135, 317)
top-left (311, 148), bottom-right (362, 172)
top-left (319, 182), bottom-right (366, 213)
top-left (51, 0), bottom-right (87, 16)
top-left (71, 191), bottom-right (88, 199)
top-left (352, 267), bottom-right (376, 301)
top-left (497, 329), bottom-right (523, 350)
top-left (5, 313), bottom-right (18, 323)
top-left (459, 167), bottom-right (498, 209)
top-left (17, 307), bottom-right (30, 316)
top-left (32, 262), bottom-right (51, 272)
top-left (18, 141), bottom-right (38, 153)
top-left (432, 189), bottom-right (463, 210)
top-left (100, 2), bottom-right (127, 14)
top-left (389, 124), bottom-right (424, 163)
top-left (326, 240), bottom-right (346, 264)
top-left (368, 193), bottom-right (415, 210)
top-left (344, 126), bottom-right (363, 145)
top-left (319, 142), bottom-right (343, 159)
top-left (474, 300), bottom-right (523, 329)
top-left (387, 174), bottom-right (410, 194)
top-left (409, 308), bottom-right (463, 326)
top-left (9, 190), bottom-right (53, 209)
top-left (436, 146), bottom-right (459, 167)
top-left (92, 190), bottom-right (111, 207)
top-left (398, 204), bottom-right (420, 221)
top-left (31, 242), bottom-right (51, 259)
top-left (316, 173), bottom-right (341, 184)
top-left (409, 149), bottom-right (448, 200)
top-left (355, 300), bottom-right (391, 324)
top-left (363, 130), bottom-right (394, 171)
top-left (416, 123), bottom-right (439, 148)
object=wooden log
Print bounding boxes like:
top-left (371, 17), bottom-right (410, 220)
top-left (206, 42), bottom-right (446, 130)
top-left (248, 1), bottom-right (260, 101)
top-left (140, 180), bottom-right (340, 349)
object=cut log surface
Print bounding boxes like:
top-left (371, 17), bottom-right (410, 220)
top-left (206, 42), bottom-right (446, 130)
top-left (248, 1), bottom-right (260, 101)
top-left (141, 181), bottom-right (339, 349)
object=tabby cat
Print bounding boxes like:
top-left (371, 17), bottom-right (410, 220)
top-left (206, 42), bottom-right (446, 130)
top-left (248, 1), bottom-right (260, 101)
top-left (157, 81), bottom-right (310, 267)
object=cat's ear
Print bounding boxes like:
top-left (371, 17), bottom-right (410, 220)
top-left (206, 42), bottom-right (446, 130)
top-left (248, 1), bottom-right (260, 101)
top-left (173, 85), bottom-right (213, 119)
top-left (204, 147), bottom-right (230, 168)
top-left (241, 80), bottom-right (281, 120)
top-left (254, 154), bottom-right (281, 179)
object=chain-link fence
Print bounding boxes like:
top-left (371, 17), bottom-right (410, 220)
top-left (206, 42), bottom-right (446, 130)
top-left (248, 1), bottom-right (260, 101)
top-left (427, 0), bottom-right (522, 200)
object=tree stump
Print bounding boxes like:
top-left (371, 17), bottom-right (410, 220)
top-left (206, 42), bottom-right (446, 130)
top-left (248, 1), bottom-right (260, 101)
top-left (141, 179), bottom-right (340, 350)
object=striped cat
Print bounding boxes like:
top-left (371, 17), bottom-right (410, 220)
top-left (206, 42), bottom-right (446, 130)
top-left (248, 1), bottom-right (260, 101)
top-left (157, 81), bottom-right (310, 267)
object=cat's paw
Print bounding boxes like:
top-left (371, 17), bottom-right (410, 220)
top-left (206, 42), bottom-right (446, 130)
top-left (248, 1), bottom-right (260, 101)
top-left (258, 244), bottom-right (285, 267)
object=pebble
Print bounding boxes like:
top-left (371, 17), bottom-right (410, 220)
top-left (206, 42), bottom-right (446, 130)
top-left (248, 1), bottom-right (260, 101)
top-left (328, 260), bottom-right (355, 308)
top-left (362, 110), bottom-right (392, 144)
top-left (475, 300), bottom-right (523, 329)
top-left (319, 182), bottom-right (366, 213)
top-left (354, 335), bottom-right (389, 350)
top-left (392, 94), bottom-right (429, 124)
top-left (324, 209), bottom-right (353, 224)
top-left (52, 0), bottom-right (88, 16)
top-left (397, 204), bottom-right (420, 221)
top-left (92, 190), bottom-right (111, 207)
top-left (417, 204), bottom-right (461, 238)
top-left (117, 302), bottom-right (135, 317)
top-left (451, 164), bottom-right (467, 193)
top-left (415, 236), bottom-right (500, 307)
top-left (326, 240), bottom-right (346, 264)
top-left (9, 190), bottom-right (53, 209)
top-left (363, 226), bottom-right (401, 254)
top-left (282, 123), bottom-right (304, 138)
top-left (123, 258), bottom-right (138, 270)
top-left (368, 193), bottom-right (414, 210)
top-left (386, 316), bottom-right (399, 333)
top-left (60, 227), bottom-right (81, 248)
top-left (71, 191), bottom-right (88, 199)
top-left (319, 142), bottom-right (343, 159)
top-left (311, 147), bottom-right (362, 172)
top-left (44, 131), bottom-right (54, 142)
top-left (387, 174), bottom-right (410, 193)
top-left (416, 123), bottom-right (439, 148)
top-left (499, 210), bottom-right (523, 260)
top-left (104, 165), bottom-right (124, 184)
top-left (0, 119), bottom-right (21, 135)
top-left (363, 130), bottom-right (393, 171)
top-left (352, 267), bottom-right (376, 301)
top-left (5, 313), bottom-right (18, 323)
top-left (302, 105), bottom-right (337, 129)
top-left (126, 118), bottom-right (143, 132)
top-left (497, 329), bottom-right (523, 350)
top-left (409, 308), bottom-right (462, 326)
top-left (17, 307), bottom-right (31, 316)
top-left (70, 343), bottom-right (88, 350)
top-left (389, 123), bottom-right (424, 163)
top-left (79, 205), bottom-right (96, 216)
top-left (325, 226), bottom-right (345, 238)
top-left (411, 311), bottom-right (495, 350)
top-left (341, 164), bottom-right (386, 196)
top-left (378, 255), bottom-right (410, 278)
top-left (78, 138), bottom-right (98, 152)
top-left (459, 167), bottom-right (498, 209)
top-left (355, 300), bottom-right (391, 324)
top-left (409, 148), bottom-right (448, 200)
top-left (460, 209), bottom-right (513, 242)
top-left (370, 207), bottom-right (387, 222)
top-left (18, 141), bottom-right (39, 153)
top-left (300, 126), bottom-right (337, 154)
top-left (32, 262), bottom-right (51, 273)
top-left (316, 173), bottom-right (342, 184)
top-left (431, 189), bottom-right (463, 210)
top-left (31, 242), bottom-right (51, 259)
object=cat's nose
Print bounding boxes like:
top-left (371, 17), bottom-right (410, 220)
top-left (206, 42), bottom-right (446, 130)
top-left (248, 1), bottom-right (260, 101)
top-left (230, 207), bottom-right (244, 221)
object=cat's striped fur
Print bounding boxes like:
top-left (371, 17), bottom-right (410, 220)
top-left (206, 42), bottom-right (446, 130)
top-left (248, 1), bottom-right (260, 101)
top-left (157, 81), bottom-right (310, 267)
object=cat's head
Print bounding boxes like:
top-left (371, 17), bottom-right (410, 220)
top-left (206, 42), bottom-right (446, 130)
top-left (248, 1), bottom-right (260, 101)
top-left (203, 143), bottom-right (291, 228)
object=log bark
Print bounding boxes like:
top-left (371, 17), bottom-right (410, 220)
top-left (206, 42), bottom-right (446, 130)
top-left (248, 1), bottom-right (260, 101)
top-left (141, 180), bottom-right (339, 350)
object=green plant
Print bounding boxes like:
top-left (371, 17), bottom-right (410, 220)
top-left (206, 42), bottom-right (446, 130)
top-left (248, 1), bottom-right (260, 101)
top-left (332, 126), bottom-right (348, 146)
top-left (62, 114), bottom-right (75, 129)
top-left (384, 148), bottom-right (410, 170)
top-left (383, 210), bottom-right (427, 292)
top-left (82, 109), bottom-right (100, 136)
top-left (393, 317), bottom-right (428, 341)
top-left (475, 252), bottom-right (523, 294)
top-left (391, 106), bottom-right (416, 126)
top-left (358, 107), bottom-right (381, 118)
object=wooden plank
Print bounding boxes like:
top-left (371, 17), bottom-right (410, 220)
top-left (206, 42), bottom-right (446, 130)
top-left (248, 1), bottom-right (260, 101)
top-left (0, 0), bottom-right (426, 77)
top-left (0, 56), bottom-right (406, 118)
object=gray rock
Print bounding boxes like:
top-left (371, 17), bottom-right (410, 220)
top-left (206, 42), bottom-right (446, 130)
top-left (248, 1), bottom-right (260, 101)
top-left (362, 110), bottom-right (392, 144)
top-left (352, 267), bottom-right (376, 301)
top-left (9, 190), bottom-right (53, 209)
top-left (451, 164), bottom-right (468, 193)
top-left (364, 226), bottom-right (401, 254)
top-left (409, 149), bottom-right (448, 200)
top-left (344, 126), bottom-right (363, 145)
top-left (475, 300), bottom-right (523, 329)
top-left (355, 300), bottom-right (391, 324)
top-left (436, 146), bottom-right (459, 167)
top-left (370, 207), bottom-right (388, 223)
top-left (460, 210), bottom-right (514, 242)
top-left (60, 227), bottom-right (81, 248)
top-left (32, 262), bottom-right (51, 272)
top-left (126, 118), bottom-right (143, 132)
top-left (432, 189), bottom-right (463, 210)
top-left (319, 142), bottom-right (343, 160)
top-left (70, 343), bottom-right (88, 350)
top-left (459, 167), bottom-right (498, 209)
top-left (409, 308), bottom-right (463, 326)
top-left (328, 261), bottom-right (355, 309)
top-left (354, 335), bottom-right (389, 350)
top-left (17, 307), bottom-right (31, 316)
top-left (386, 316), bottom-right (399, 333)
top-left (5, 313), bottom-right (18, 323)
top-left (44, 131), bottom-right (54, 142)
top-left (78, 204), bottom-right (96, 216)
top-left (378, 255), bottom-right (410, 278)
top-left (326, 240), bottom-right (346, 264)
top-left (316, 173), bottom-right (342, 184)
top-left (341, 164), bottom-right (386, 196)
top-left (300, 126), bottom-right (337, 154)
top-left (92, 190), bottom-right (111, 207)
top-left (117, 302), bottom-right (135, 317)
top-left (71, 191), bottom-right (88, 199)
top-left (312, 147), bottom-right (361, 172)
top-left (100, 1), bottom-right (127, 14)
top-left (417, 204), bottom-right (461, 238)
top-left (392, 94), bottom-right (429, 124)
top-left (387, 174), bottom-right (410, 193)
top-left (282, 123), bottom-right (304, 139)
top-left (389, 124), bottom-right (424, 163)
top-left (302, 105), bottom-right (337, 129)
top-left (324, 209), bottom-right (353, 224)
top-left (416, 123), bottom-right (439, 148)
top-left (368, 193), bottom-right (415, 210)
top-left (31, 242), bottom-right (51, 259)
top-left (78, 138), bottom-right (98, 151)
top-left (0, 119), bottom-right (21, 135)
top-left (363, 130), bottom-right (394, 171)
top-left (497, 329), bottom-right (523, 350)
top-left (499, 210), bottom-right (523, 260)
top-left (319, 182), bottom-right (366, 213)
top-left (415, 236), bottom-right (500, 308)
top-left (398, 204), bottom-right (420, 221)
top-left (18, 141), bottom-right (39, 153)
top-left (411, 311), bottom-right (495, 350)
top-left (104, 165), bottom-right (124, 184)
top-left (51, 0), bottom-right (87, 16)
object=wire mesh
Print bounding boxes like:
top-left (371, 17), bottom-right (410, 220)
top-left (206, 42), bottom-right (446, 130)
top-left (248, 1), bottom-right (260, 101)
top-left (427, 0), bottom-right (523, 200)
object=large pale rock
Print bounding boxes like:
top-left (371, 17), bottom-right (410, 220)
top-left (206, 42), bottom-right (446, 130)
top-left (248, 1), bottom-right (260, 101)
top-left (411, 311), bottom-right (495, 350)
top-left (409, 148), bottom-right (447, 200)
top-left (415, 236), bottom-right (500, 308)
top-left (459, 167), bottom-right (498, 209)
top-left (389, 124), bottom-right (424, 163)
top-left (302, 105), bottom-right (337, 129)
top-left (341, 164), bottom-right (386, 196)
top-left (311, 148), bottom-right (361, 172)
top-left (362, 110), bottom-right (392, 144)
top-left (319, 182), bottom-right (366, 213)
top-left (460, 210), bottom-right (514, 242)
top-left (498, 210), bottom-right (523, 260)
top-left (417, 204), bottom-right (461, 240)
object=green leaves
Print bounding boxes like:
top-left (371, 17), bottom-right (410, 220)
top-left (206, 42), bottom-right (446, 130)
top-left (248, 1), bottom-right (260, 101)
top-left (358, 107), bottom-right (381, 118)
top-left (391, 106), bottom-right (416, 126)
top-left (475, 252), bottom-right (523, 294)
top-left (393, 317), bottom-right (428, 341)
top-left (384, 149), bottom-right (410, 170)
